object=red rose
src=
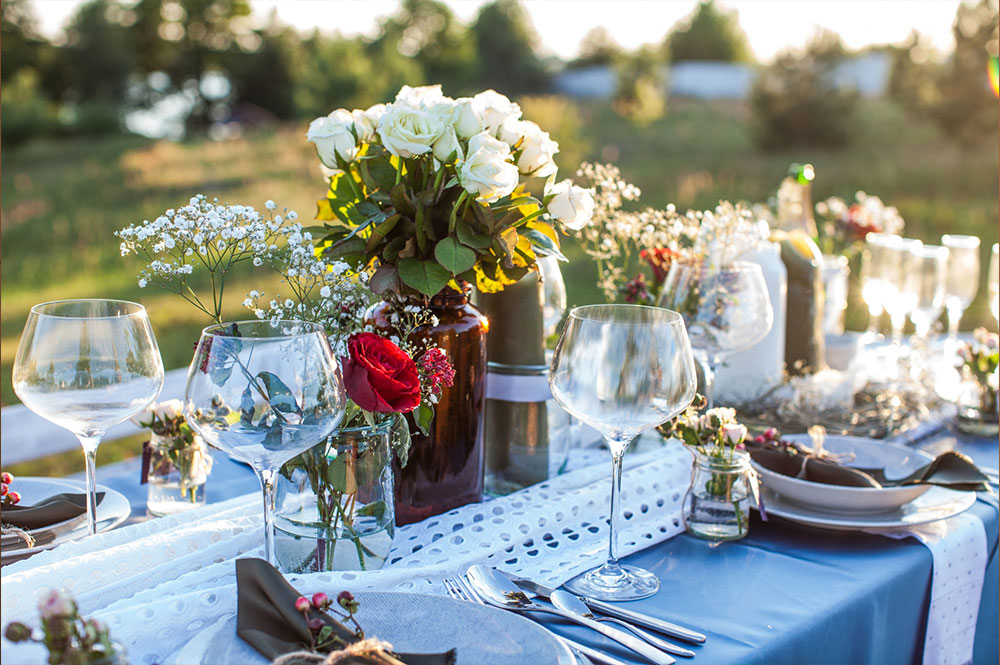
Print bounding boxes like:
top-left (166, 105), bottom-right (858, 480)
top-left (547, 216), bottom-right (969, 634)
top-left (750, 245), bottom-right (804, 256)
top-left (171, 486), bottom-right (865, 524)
top-left (342, 332), bottom-right (421, 413)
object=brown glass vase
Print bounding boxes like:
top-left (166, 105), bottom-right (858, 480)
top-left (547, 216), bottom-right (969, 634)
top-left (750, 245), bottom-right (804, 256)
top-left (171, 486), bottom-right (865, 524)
top-left (368, 285), bottom-right (489, 526)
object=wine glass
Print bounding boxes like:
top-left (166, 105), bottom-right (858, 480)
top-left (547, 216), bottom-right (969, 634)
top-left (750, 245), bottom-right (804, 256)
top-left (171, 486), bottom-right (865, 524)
top-left (941, 234), bottom-right (981, 342)
top-left (185, 320), bottom-right (345, 565)
top-left (989, 243), bottom-right (999, 325)
top-left (659, 260), bottom-right (773, 409)
top-left (12, 299), bottom-right (164, 535)
top-left (537, 255), bottom-right (568, 339)
top-left (884, 238), bottom-right (923, 342)
top-left (909, 245), bottom-right (948, 338)
top-left (860, 233), bottom-right (901, 340)
top-left (549, 305), bottom-right (697, 601)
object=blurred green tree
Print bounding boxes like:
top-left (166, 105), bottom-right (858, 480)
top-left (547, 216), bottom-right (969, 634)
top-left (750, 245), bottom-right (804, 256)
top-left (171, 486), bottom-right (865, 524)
top-left (62, 0), bottom-right (135, 105)
top-left (571, 26), bottom-right (623, 68)
top-left (750, 29), bottom-right (857, 150)
top-left (666, 0), bottom-right (753, 63)
top-left (470, 0), bottom-right (549, 95)
top-left (372, 0), bottom-right (478, 95)
top-left (931, 0), bottom-right (999, 144)
top-left (614, 45), bottom-right (668, 126)
top-left (224, 18), bottom-right (298, 119)
top-left (2, 0), bottom-right (44, 83)
top-left (888, 30), bottom-right (943, 114)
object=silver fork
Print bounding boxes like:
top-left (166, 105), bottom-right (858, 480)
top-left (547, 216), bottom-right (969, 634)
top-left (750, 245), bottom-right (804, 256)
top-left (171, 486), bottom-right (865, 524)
top-left (443, 576), bottom-right (633, 665)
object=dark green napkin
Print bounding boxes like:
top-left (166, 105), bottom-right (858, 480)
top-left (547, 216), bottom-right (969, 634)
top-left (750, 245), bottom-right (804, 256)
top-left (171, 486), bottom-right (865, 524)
top-left (235, 558), bottom-right (456, 665)
top-left (2, 492), bottom-right (105, 530)
top-left (747, 440), bottom-right (992, 492)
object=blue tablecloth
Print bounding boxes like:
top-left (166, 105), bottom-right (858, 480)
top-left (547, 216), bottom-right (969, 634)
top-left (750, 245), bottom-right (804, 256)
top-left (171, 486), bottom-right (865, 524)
top-left (88, 426), bottom-right (999, 665)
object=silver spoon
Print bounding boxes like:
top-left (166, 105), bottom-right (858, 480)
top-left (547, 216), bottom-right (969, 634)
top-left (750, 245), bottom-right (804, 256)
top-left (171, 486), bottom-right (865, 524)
top-left (466, 565), bottom-right (676, 665)
top-left (550, 590), bottom-right (695, 658)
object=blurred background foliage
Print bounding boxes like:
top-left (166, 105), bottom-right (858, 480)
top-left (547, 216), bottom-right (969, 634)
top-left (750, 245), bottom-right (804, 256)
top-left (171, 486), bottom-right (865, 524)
top-left (2, 0), bottom-right (998, 410)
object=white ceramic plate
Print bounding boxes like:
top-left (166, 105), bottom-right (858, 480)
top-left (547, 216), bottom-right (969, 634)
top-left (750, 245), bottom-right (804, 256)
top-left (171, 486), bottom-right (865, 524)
top-left (166, 592), bottom-right (576, 665)
top-left (751, 435), bottom-right (934, 514)
top-left (759, 485), bottom-right (976, 531)
top-left (0, 477), bottom-right (131, 562)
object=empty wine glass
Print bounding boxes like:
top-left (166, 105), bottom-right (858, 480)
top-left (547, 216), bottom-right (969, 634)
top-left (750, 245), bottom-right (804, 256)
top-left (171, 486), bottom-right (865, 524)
top-left (884, 238), bottom-right (923, 342)
top-left (860, 233), bottom-right (902, 340)
top-left (941, 235), bottom-right (981, 342)
top-left (13, 300), bottom-right (164, 535)
top-left (909, 245), bottom-right (948, 338)
top-left (989, 243), bottom-right (999, 325)
top-left (185, 320), bottom-right (345, 565)
top-left (549, 305), bottom-right (696, 600)
top-left (659, 260), bottom-right (773, 409)
top-left (537, 255), bottom-right (568, 339)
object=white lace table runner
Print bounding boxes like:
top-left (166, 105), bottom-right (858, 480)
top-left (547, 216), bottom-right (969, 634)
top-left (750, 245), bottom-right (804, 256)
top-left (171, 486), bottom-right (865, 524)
top-left (1, 445), bottom-right (691, 665)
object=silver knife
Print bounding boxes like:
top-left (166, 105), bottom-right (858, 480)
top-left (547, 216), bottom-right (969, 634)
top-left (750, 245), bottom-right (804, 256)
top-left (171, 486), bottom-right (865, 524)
top-left (502, 573), bottom-right (707, 644)
top-left (561, 636), bottom-right (634, 665)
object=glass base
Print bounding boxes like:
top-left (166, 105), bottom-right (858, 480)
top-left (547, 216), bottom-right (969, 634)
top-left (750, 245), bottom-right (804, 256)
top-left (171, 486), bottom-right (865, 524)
top-left (563, 563), bottom-right (660, 601)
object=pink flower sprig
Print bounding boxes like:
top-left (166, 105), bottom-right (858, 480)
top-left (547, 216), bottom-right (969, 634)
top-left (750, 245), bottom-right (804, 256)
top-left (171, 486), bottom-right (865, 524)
top-left (417, 347), bottom-right (456, 404)
top-left (294, 590), bottom-right (364, 652)
top-left (4, 590), bottom-right (119, 665)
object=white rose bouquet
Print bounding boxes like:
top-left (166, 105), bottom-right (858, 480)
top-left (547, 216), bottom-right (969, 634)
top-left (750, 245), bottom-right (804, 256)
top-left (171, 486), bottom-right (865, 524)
top-left (306, 84), bottom-right (595, 297)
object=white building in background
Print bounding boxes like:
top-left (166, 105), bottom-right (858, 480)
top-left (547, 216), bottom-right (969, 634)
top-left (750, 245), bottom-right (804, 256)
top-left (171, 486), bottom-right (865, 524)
top-left (553, 51), bottom-right (893, 100)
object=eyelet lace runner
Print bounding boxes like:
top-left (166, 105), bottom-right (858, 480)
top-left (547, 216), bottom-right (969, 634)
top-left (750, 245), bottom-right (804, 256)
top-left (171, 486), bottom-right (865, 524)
top-left (1, 444), bottom-right (692, 665)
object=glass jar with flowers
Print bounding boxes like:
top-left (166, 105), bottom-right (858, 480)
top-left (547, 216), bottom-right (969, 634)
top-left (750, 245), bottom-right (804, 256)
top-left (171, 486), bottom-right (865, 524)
top-left (956, 328), bottom-right (999, 436)
top-left (133, 399), bottom-right (213, 516)
top-left (659, 397), bottom-right (760, 542)
top-left (305, 84), bottom-right (595, 523)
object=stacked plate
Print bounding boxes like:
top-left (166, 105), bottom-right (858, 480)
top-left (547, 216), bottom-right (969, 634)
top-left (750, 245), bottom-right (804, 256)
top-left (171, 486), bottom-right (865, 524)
top-left (1, 477), bottom-right (131, 563)
top-left (751, 435), bottom-right (977, 530)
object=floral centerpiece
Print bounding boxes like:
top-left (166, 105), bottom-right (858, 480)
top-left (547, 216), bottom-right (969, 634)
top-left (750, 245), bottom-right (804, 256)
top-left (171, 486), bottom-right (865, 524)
top-left (956, 327), bottom-right (999, 434)
top-left (5, 590), bottom-right (123, 665)
top-left (659, 397), bottom-right (760, 541)
top-left (133, 399), bottom-right (213, 515)
top-left (814, 190), bottom-right (905, 259)
top-left (304, 84), bottom-right (596, 524)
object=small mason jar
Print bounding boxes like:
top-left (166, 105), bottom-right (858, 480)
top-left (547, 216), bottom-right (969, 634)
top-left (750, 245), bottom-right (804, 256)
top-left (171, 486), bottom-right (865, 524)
top-left (146, 434), bottom-right (210, 517)
top-left (683, 450), bottom-right (753, 542)
top-left (956, 373), bottom-right (999, 437)
top-left (274, 415), bottom-right (398, 573)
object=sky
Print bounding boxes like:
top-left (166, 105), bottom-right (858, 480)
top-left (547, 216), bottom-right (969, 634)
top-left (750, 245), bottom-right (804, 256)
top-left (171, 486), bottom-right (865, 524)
top-left (28, 0), bottom-right (962, 63)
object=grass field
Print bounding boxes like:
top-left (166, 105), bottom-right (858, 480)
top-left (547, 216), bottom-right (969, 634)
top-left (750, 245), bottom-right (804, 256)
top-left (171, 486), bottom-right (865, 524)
top-left (3, 97), bottom-right (998, 418)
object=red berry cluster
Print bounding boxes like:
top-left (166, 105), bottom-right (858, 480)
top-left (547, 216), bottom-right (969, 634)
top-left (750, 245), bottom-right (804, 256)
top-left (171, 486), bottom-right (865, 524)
top-left (418, 347), bottom-right (455, 399)
top-left (293, 590), bottom-right (361, 651)
top-left (752, 427), bottom-right (780, 445)
top-left (1, 472), bottom-right (21, 505)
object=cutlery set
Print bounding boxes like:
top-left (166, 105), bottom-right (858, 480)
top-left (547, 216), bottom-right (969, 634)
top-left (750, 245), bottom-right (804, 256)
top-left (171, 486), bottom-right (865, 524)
top-left (443, 567), bottom-right (706, 665)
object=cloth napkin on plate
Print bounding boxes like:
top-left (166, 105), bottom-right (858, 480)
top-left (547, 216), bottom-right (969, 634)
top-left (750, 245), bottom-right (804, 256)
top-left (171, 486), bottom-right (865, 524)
top-left (2, 492), bottom-right (105, 530)
top-left (236, 558), bottom-right (456, 665)
top-left (747, 440), bottom-right (992, 492)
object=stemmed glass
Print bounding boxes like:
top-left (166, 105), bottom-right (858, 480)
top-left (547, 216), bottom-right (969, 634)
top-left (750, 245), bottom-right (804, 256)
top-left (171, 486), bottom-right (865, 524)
top-left (549, 305), bottom-right (697, 601)
top-left (884, 238), bottom-right (923, 342)
top-left (860, 233), bottom-right (901, 340)
top-left (941, 234), bottom-right (981, 342)
top-left (659, 260), bottom-right (773, 408)
top-left (12, 299), bottom-right (165, 535)
top-left (909, 245), bottom-right (948, 339)
top-left (184, 321), bottom-right (345, 565)
top-left (989, 243), bottom-right (999, 325)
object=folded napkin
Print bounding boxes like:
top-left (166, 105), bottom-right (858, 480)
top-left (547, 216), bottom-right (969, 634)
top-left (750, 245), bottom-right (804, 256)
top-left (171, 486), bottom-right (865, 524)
top-left (2, 492), bottom-right (105, 530)
top-left (747, 439), bottom-right (992, 492)
top-left (235, 558), bottom-right (456, 665)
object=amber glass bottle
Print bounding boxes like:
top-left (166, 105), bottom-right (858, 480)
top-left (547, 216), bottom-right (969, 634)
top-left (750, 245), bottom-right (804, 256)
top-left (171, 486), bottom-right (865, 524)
top-left (369, 285), bottom-right (489, 525)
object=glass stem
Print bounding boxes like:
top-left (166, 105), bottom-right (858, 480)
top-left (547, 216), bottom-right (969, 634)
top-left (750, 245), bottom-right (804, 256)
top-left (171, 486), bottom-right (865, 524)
top-left (866, 304), bottom-right (882, 335)
top-left (890, 313), bottom-right (906, 343)
top-left (257, 468), bottom-right (278, 566)
top-left (947, 305), bottom-right (962, 341)
top-left (701, 357), bottom-right (719, 409)
top-left (602, 437), bottom-right (632, 576)
top-left (77, 435), bottom-right (102, 536)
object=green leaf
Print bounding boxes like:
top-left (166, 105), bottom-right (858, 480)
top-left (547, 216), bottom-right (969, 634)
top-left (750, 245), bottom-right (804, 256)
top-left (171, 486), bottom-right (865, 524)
top-left (369, 263), bottom-right (401, 295)
top-left (521, 228), bottom-right (567, 262)
top-left (359, 154), bottom-right (397, 192)
top-left (256, 371), bottom-right (302, 416)
top-left (455, 219), bottom-right (492, 249)
top-left (390, 413), bottom-right (411, 467)
top-left (356, 500), bottom-right (387, 520)
top-left (356, 201), bottom-right (380, 218)
top-left (390, 183), bottom-right (415, 217)
top-left (325, 453), bottom-right (350, 492)
top-left (434, 237), bottom-right (477, 274)
top-left (414, 402), bottom-right (434, 437)
top-left (382, 236), bottom-right (407, 263)
top-left (397, 258), bottom-right (451, 297)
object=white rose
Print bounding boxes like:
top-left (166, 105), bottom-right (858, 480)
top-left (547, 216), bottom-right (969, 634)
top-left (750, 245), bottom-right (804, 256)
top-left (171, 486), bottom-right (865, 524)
top-left (473, 89), bottom-right (521, 135)
top-left (721, 423), bottom-right (747, 446)
top-left (459, 131), bottom-right (519, 203)
top-left (513, 120), bottom-right (558, 177)
top-left (377, 102), bottom-right (447, 158)
top-left (352, 103), bottom-right (385, 142)
top-left (545, 179), bottom-right (595, 231)
top-left (395, 84), bottom-right (445, 105)
top-left (306, 109), bottom-right (358, 167)
top-left (154, 399), bottom-right (185, 421)
top-left (433, 124), bottom-right (462, 163)
top-left (452, 97), bottom-right (484, 138)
